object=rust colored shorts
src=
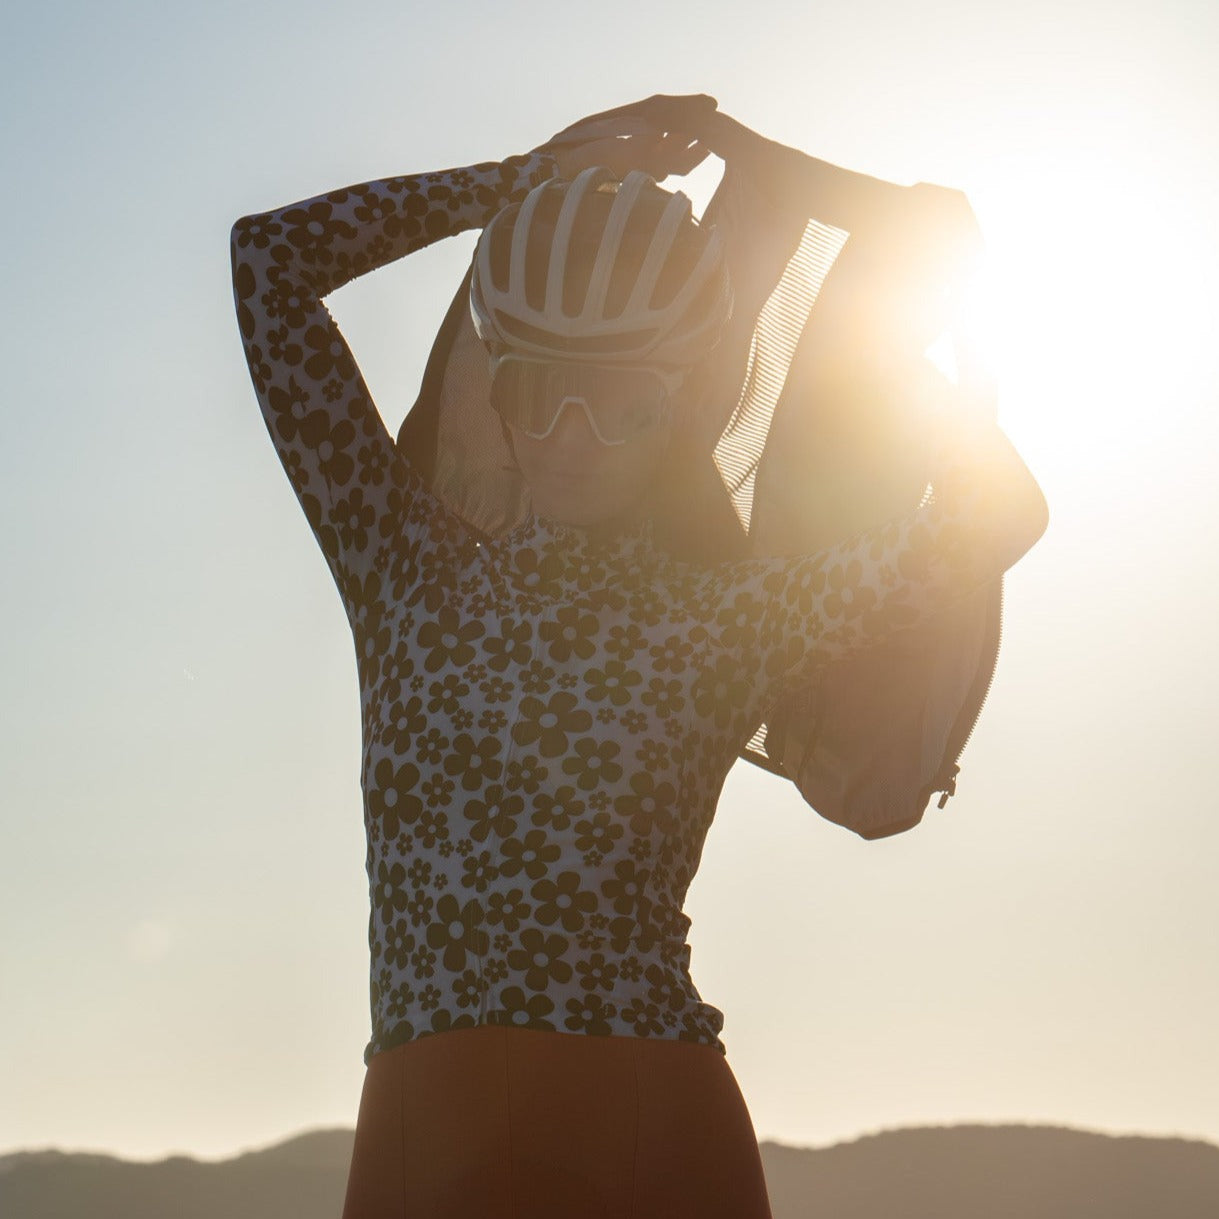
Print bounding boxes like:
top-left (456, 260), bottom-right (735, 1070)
top-left (341, 1024), bottom-right (773, 1218)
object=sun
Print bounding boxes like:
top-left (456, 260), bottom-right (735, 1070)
top-left (943, 157), bottom-right (1215, 481)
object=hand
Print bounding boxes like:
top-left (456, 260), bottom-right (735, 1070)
top-left (534, 94), bottom-right (719, 182)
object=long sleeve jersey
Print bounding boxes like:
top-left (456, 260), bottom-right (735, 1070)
top-left (231, 152), bottom-right (1009, 1063)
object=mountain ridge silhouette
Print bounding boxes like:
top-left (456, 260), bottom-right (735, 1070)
top-left (4, 1123), bottom-right (1218, 1217)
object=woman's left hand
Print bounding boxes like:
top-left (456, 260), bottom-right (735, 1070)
top-left (533, 94), bottom-right (719, 181)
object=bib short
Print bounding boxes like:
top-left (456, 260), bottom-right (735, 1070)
top-left (341, 1023), bottom-right (773, 1218)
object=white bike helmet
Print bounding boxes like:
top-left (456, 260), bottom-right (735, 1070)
top-left (470, 166), bottom-right (733, 367)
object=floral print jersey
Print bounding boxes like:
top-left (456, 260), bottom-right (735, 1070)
top-left (231, 153), bottom-right (990, 1062)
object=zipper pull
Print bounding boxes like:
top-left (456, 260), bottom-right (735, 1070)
top-left (936, 766), bottom-right (960, 809)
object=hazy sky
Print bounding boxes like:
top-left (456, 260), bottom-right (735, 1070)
top-left (2, 0), bottom-right (1217, 1161)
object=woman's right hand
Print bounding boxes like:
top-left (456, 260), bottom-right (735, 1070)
top-left (533, 94), bottom-right (719, 181)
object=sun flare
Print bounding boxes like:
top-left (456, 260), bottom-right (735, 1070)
top-left (926, 156), bottom-right (1215, 487)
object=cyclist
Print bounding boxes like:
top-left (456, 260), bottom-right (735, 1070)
top-left (230, 93), bottom-right (1045, 1219)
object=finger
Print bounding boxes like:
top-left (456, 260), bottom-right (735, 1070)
top-left (599, 133), bottom-right (707, 184)
top-left (631, 95), bottom-right (720, 147)
top-left (679, 110), bottom-right (751, 163)
top-left (542, 115), bottom-right (654, 151)
top-left (640, 93), bottom-right (719, 125)
top-left (624, 133), bottom-right (674, 180)
top-left (654, 132), bottom-right (712, 177)
top-left (575, 93), bottom-right (717, 133)
top-left (540, 94), bottom-right (717, 151)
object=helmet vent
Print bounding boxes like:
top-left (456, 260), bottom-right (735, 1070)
top-left (561, 193), bottom-right (613, 317)
top-left (604, 204), bottom-right (665, 320)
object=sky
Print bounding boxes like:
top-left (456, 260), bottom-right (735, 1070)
top-left (2, 0), bottom-right (1217, 1162)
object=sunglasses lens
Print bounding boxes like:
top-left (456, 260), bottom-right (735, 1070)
top-left (490, 361), bottom-right (675, 444)
top-left (488, 362), bottom-right (561, 435)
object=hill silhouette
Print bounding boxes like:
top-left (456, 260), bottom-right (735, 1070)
top-left (3, 1123), bottom-right (1218, 1217)
top-left (762, 1125), bottom-right (1219, 1218)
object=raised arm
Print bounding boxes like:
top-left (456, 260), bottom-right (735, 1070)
top-left (696, 398), bottom-right (1048, 708)
top-left (229, 151), bottom-right (554, 596)
top-left (674, 108), bottom-right (1046, 681)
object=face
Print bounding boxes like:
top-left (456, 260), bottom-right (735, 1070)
top-left (510, 402), bottom-right (674, 531)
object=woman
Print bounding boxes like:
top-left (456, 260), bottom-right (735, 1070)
top-left (230, 94), bottom-right (1046, 1218)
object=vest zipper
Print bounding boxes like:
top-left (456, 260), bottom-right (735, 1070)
top-left (930, 575), bottom-right (1003, 808)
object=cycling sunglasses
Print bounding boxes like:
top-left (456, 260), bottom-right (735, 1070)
top-left (488, 356), bottom-right (687, 447)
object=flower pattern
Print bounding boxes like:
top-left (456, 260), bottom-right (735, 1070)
top-left (232, 154), bottom-right (992, 1065)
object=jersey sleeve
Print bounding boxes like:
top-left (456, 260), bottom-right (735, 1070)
top-left (696, 434), bottom-right (1046, 720)
top-left (229, 152), bottom-right (555, 602)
